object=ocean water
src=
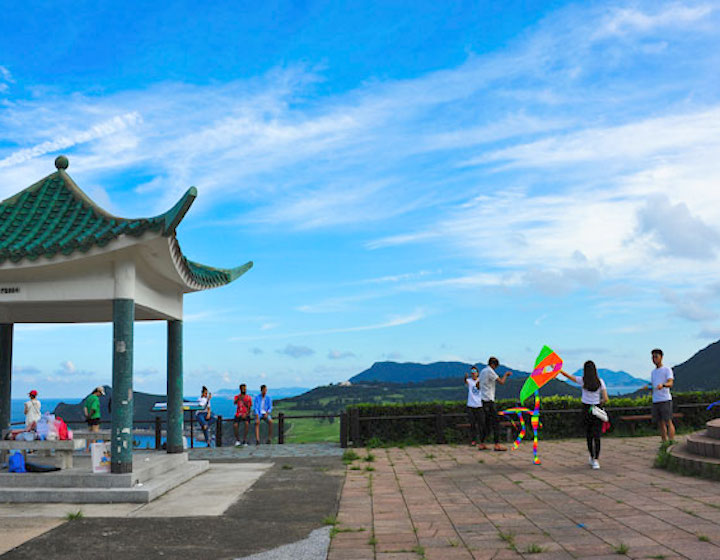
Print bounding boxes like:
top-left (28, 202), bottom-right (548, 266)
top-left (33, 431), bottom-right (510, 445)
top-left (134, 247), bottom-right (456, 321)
top-left (10, 396), bottom-right (243, 424)
top-left (10, 398), bottom-right (78, 425)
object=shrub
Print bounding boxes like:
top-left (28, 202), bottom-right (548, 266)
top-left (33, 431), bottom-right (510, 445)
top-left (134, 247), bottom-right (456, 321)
top-left (346, 391), bottom-right (720, 446)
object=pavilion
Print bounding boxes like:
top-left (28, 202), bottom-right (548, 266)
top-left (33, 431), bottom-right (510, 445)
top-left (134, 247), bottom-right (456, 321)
top-left (0, 156), bottom-right (252, 473)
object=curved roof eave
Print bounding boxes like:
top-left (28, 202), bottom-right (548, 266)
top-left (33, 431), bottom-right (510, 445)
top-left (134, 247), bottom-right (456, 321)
top-left (0, 157), bottom-right (253, 291)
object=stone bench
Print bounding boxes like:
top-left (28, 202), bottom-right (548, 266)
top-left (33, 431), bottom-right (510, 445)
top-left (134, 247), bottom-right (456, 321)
top-left (619, 412), bottom-right (683, 435)
top-left (71, 429), bottom-right (111, 441)
top-left (0, 439), bottom-right (75, 469)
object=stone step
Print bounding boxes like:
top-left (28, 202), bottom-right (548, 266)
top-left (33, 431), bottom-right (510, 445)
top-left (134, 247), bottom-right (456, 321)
top-left (686, 432), bottom-right (720, 459)
top-left (0, 452), bottom-right (189, 488)
top-left (669, 442), bottom-right (720, 479)
top-left (0, 460), bottom-right (208, 503)
top-left (705, 418), bottom-right (720, 440)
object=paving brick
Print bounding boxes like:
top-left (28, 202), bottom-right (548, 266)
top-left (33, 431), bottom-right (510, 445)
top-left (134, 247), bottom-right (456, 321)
top-left (332, 437), bottom-right (720, 560)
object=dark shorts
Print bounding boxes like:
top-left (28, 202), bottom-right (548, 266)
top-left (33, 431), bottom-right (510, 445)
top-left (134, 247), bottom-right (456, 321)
top-left (234, 415), bottom-right (251, 423)
top-left (87, 417), bottom-right (100, 427)
top-left (652, 400), bottom-right (673, 424)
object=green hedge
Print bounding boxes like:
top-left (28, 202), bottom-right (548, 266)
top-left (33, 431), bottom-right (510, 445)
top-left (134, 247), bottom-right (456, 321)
top-left (347, 391), bottom-right (720, 446)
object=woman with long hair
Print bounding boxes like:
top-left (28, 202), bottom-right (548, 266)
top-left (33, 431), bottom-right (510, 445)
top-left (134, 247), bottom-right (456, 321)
top-left (560, 361), bottom-right (609, 469)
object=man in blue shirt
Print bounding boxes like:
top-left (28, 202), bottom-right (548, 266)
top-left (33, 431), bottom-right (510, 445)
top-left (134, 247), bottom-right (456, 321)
top-left (253, 384), bottom-right (273, 445)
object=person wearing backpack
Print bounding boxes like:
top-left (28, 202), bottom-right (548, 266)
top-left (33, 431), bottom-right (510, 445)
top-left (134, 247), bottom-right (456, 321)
top-left (559, 362), bottom-right (609, 469)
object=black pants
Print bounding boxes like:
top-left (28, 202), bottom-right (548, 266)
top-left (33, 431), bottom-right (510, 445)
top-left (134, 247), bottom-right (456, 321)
top-left (466, 406), bottom-right (484, 442)
top-left (481, 400), bottom-right (500, 444)
top-left (584, 404), bottom-right (602, 459)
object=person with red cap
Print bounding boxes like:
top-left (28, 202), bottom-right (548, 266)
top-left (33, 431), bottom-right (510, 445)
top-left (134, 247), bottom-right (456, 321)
top-left (24, 390), bottom-right (41, 430)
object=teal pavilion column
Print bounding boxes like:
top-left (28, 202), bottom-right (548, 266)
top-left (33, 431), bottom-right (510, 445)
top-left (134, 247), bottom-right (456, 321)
top-left (0, 324), bottom-right (13, 435)
top-left (167, 320), bottom-right (184, 453)
top-left (111, 299), bottom-right (134, 474)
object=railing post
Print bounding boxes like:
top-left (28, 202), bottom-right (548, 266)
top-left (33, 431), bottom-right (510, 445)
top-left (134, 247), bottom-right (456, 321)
top-left (155, 416), bottom-right (161, 450)
top-left (216, 415), bottom-right (223, 447)
top-left (340, 412), bottom-right (348, 448)
top-left (435, 405), bottom-right (446, 444)
top-left (278, 413), bottom-right (285, 444)
top-left (189, 411), bottom-right (194, 449)
top-left (350, 408), bottom-right (361, 447)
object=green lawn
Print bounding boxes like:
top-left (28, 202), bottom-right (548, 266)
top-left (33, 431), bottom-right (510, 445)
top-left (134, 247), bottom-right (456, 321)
top-left (273, 404), bottom-right (340, 443)
top-left (283, 417), bottom-right (339, 443)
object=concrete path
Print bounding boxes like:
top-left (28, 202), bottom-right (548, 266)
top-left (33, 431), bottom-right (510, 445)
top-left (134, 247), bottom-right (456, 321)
top-left (0, 463), bottom-right (270, 518)
top-left (329, 436), bottom-right (720, 560)
top-left (1, 456), bottom-right (344, 560)
top-left (189, 442), bottom-right (344, 460)
top-left (235, 526), bottom-right (332, 560)
top-left (0, 519), bottom-right (64, 556)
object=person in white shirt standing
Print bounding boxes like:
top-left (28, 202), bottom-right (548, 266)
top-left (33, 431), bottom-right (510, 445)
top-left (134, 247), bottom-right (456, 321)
top-left (478, 357), bottom-right (512, 451)
top-left (560, 361), bottom-right (609, 469)
top-left (645, 348), bottom-right (675, 442)
top-left (463, 366), bottom-right (484, 446)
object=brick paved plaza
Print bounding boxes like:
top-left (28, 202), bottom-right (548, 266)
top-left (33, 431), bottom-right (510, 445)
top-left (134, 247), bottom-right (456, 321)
top-left (329, 436), bottom-right (720, 560)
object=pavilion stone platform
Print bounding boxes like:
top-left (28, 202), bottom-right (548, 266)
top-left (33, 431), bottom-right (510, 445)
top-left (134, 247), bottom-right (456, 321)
top-left (0, 452), bottom-right (209, 503)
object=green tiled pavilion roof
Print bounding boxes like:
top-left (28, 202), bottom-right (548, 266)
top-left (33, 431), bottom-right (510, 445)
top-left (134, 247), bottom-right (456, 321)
top-left (0, 158), bottom-right (252, 289)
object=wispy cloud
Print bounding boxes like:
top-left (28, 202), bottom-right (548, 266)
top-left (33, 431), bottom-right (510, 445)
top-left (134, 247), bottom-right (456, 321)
top-left (232, 309), bottom-right (426, 341)
top-left (596, 3), bottom-right (714, 37)
top-left (328, 349), bottom-right (356, 360)
top-left (0, 113), bottom-right (142, 169)
top-left (277, 344), bottom-right (315, 358)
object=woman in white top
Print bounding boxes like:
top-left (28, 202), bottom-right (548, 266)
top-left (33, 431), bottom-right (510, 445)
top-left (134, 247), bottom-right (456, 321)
top-left (196, 386), bottom-right (215, 446)
top-left (24, 389), bottom-right (42, 430)
top-left (560, 361), bottom-right (609, 469)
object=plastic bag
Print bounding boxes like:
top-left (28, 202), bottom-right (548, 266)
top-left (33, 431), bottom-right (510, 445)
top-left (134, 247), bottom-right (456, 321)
top-left (55, 417), bottom-right (69, 440)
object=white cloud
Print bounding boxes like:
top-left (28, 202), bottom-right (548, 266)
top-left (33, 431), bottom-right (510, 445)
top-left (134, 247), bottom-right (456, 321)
top-left (466, 107), bottom-right (720, 170)
top-left (636, 194), bottom-right (720, 260)
top-left (328, 350), bottom-right (356, 360)
top-left (597, 4), bottom-right (714, 37)
top-left (0, 112), bottom-right (142, 169)
top-left (233, 309), bottom-right (426, 341)
top-left (277, 344), bottom-right (315, 358)
top-left (59, 360), bottom-right (76, 374)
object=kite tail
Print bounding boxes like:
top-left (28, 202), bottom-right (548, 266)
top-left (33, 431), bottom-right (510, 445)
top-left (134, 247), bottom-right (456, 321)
top-left (531, 391), bottom-right (541, 465)
top-left (513, 412), bottom-right (526, 449)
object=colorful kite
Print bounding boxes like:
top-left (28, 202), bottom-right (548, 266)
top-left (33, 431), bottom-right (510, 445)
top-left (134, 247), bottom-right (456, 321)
top-left (499, 345), bottom-right (562, 465)
top-left (520, 345), bottom-right (564, 404)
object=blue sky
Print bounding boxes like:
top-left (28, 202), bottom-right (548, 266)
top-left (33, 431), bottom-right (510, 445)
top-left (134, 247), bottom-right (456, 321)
top-left (2, 1), bottom-right (720, 398)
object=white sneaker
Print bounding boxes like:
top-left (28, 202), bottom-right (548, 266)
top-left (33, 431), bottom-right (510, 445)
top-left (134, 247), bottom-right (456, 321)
top-left (235, 440), bottom-right (242, 447)
top-left (588, 455), bottom-right (594, 466)
top-left (592, 459), bottom-right (600, 469)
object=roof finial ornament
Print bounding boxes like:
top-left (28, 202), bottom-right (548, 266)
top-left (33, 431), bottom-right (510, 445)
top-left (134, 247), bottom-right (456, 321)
top-left (54, 155), bottom-right (69, 170)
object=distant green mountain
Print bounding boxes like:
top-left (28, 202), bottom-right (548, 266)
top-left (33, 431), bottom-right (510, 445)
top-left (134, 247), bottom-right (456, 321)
top-left (672, 340), bottom-right (720, 391)
top-left (349, 360), bottom-right (644, 393)
top-left (281, 365), bottom-right (580, 414)
top-left (53, 385), bottom-right (167, 424)
top-left (215, 386), bottom-right (309, 399)
top-left (565, 368), bottom-right (647, 395)
top-left (350, 361), bottom-right (515, 383)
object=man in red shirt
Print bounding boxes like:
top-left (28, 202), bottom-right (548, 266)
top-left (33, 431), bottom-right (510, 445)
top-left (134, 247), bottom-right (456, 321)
top-left (233, 384), bottom-right (253, 447)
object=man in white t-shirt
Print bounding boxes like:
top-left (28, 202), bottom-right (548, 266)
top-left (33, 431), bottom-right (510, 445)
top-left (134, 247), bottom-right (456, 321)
top-left (645, 348), bottom-right (675, 442)
top-left (478, 357), bottom-right (512, 451)
top-left (463, 366), bottom-right (484, 446)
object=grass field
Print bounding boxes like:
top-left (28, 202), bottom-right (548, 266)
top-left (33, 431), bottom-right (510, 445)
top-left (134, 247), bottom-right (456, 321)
top-left (273, 404), bottom-right (340, 443)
